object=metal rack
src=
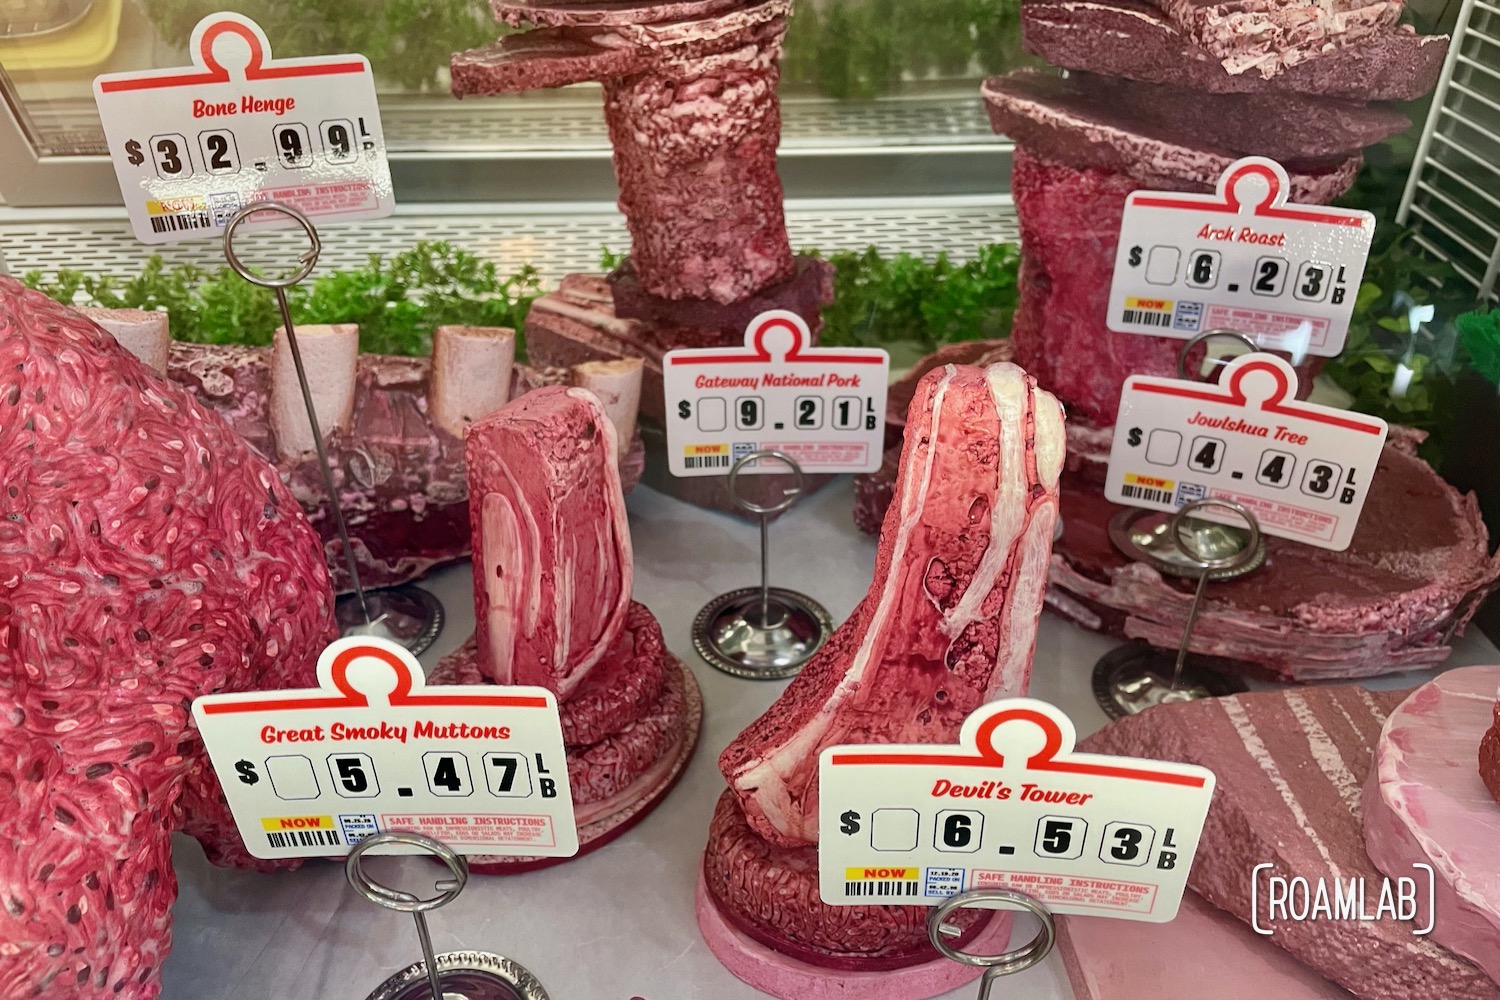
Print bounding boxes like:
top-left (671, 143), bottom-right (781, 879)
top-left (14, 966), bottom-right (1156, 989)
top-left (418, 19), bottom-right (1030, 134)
top-left (1398, 0), bottom-right (1500, 302)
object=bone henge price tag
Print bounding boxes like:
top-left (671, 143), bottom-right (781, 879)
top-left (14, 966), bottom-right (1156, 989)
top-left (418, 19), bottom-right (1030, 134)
top-left (662, 310), bottom-right (890, 477)
top-left (817, 699), bottom-right (1215, 921)
top-left (93, 12), bottom-right (394, 245)
top-left (1107, 156), bottom-right (1374, 357)
top-left (1105, 351), bottom-right (1388, 551)
top-left (192, 636), bottom-right (578, 860)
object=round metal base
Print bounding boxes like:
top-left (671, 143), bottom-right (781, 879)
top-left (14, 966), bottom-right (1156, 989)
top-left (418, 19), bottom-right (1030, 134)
top-left (363, 951), bottom-right (549, 1000)
top-left (693, 587), bottom-right (834, 680)
top-left (337, 584), bottom-right (445, 656)
top-left (1091, 643), bottom-right (1248, 720)
top-left (1108, 509), bottom-right (1266, 580)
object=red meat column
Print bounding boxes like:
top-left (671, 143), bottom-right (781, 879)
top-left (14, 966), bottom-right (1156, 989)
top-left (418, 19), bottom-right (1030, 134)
top-left (602, 21), bottom-right (796, 305)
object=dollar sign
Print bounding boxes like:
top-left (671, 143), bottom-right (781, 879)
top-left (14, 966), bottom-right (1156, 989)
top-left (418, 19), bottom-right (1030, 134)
top-left (1127, 427), bottom-right (1142, 447)
top-left (677, 400), bottom-right (691, 420)
top-left (839, 810), bottom-right (861, 835)
top-left (125, 139), bottom-right (144, 166)
top-left (1128, 245), bottom-right (1143, 267)
top-left (235, 759), bottom-right (259, 786)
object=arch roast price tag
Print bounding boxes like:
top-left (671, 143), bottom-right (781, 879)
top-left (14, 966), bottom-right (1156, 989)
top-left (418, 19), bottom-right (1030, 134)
top-left (663, 310), bottom-right (889, 477)
top-left (1106, 352), bottom-right (1388, 551)
top-left (93, 12), bottom-right (394, 245)
top-left (191, 636), bottom-right (577, 860)
top-left (817, 700), bottom-right (1215, 921)
top-left (1108, 156), bottom-right (1374, 358)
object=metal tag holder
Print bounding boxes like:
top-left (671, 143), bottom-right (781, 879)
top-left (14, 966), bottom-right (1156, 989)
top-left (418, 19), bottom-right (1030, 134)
top-left (346, 831), bottom-right (550, 1000)
top-left (692, 450), bottom-right (834, 680)
top-left (222, 203), bottom-right (442, 654)
top-left (927, 888), bottom-right (1057, 999)
top-left (1094, 498), bottom-right (1260, 719)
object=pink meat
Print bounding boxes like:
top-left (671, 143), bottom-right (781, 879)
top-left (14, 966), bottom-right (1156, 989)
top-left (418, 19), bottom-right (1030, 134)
top-left (1082, 686), bottom-right (1500, 999)
top-left (1484, 702), bottom-right (1500, 804)
top-left (1364, 666), bottom-right (1500, 985)
top-left (0, 278), bottom-right (335, 999)
top-left (719, 362), bottom-right (1066, 847)
top-left (466, 385), bottom-right (632, 698)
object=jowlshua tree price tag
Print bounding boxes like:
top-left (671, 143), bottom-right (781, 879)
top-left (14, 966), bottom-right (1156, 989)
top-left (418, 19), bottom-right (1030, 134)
top-left (818, 699), bottom-right (1215, 921)
top-left (94, 12), bottom-right (393, 244)
top-left (192, 636), bottom-right (577, 860)
top-left (1106, 352), bottom-right (1388, 551)
top-left (663, 310), bottom-right (889, 477)
top-left (1108, 156), bottom-right (1374, 357)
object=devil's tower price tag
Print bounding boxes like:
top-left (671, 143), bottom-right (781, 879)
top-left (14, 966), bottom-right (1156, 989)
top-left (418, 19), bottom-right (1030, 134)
top-left (1106, 352), bottom-right (1387, 551)
top-left (818, 700), bottom-right (1214, 921)
top-left (1107, 156), bottom-right (1374, 357)
top-left (663, 310), bottom-right (889, 477)
top-left (192, 636), bottom-right (577, 860)
top-left (94, 12), bottom-right (393, 245)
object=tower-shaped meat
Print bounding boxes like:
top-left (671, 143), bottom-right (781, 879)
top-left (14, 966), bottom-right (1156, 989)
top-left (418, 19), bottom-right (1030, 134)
top-left (718, 362), bottom-right (1065, 846)
top-left (466, 385), bottom-right (633, 698)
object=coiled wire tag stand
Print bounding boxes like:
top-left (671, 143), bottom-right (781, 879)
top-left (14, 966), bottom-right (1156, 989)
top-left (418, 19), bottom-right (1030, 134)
top-left (346, 831), bottom-right (549, 1000)
top-left (692, 450), bottom-right (833, 680)
top-left (223, 203), bottom-right (443, 655)
top-left (1094, 498), bottom-right (1262, 718)
top-left (927, 888), bottom-right (1057, 999)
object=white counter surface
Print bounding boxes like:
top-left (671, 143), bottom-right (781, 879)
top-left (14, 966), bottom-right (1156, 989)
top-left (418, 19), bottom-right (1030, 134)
top-left (161, 479), bottom-right (1500, 1000)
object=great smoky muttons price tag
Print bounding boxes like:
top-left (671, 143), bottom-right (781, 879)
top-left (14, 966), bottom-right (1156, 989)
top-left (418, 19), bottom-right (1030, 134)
top-left (818, 699), bottom-right (1214, 922)
top-left (93, 12), bottom-right (393, 245)
top-left (192, 636), bottom-right (578, 860)
top-left (1108, 156), bottom-right (1374, 357)
top-left (1106, 352), bottom-right (1387, 551)
top-left (663, 310), bottom-right (889, 477)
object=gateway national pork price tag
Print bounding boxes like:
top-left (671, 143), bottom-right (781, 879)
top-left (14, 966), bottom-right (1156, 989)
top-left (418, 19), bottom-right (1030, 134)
top-left (818, 700), bottom-right (1215, 922)
top-left (1108, 156), bottom-right (1374, 358)
top-left (94, 12), bottom-right (393, 245)
top-left (192, 636), bottom-right (577, 860)
top-left (663, 310), bottom-right (889, 477)
top-left (1106, 352), bottom-right (1388, 551)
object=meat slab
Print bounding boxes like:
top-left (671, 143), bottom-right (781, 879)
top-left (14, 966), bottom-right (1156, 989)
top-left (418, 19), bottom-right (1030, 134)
top-left (433, 385), bottom-right (697, 871)
top-left (1081, 686), bottom-right (1500, 1000)
top-left (1151, 0), bottom-right (1402, 78)
top-left (1484, 701), bottom-right (1500, 803)
top-left (1364, 666), bottom-right (1500, 985)
top-left (465, 385), bottom-right (633, 698)
top-left (1059, 890), bottom-right (1354, 1000)
top-left (0, 278), bottom-right (337, 999)
top-left (1022, 0), bottom-right (1447, 101)
top-left (702, 362), bottom-right (1064, 968)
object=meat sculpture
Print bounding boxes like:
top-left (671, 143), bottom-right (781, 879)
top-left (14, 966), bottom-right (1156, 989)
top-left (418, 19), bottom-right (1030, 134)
top-left (1077, 686), bottom-right (1500, 1000)
top-left (452, 0), bottom-right (835, 516)
top-left (429, 386), bottom-right (701, 870)
top-left (1364, 666), bottom-right (1500, 986)
top-left (90, 316), bottom-right (645, 594)
top-left (699, 362), bottom-right (1065, 984)
top-left (0, 278), bottom-right (337, 999)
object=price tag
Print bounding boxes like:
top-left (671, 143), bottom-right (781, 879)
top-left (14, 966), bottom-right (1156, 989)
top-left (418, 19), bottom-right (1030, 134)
top-left (192, 636), bottom-right (578, 859)
top-left (818, 699), bottom-right (1214, 921)
top-left (663, 310), bottom-right (889, 477)
top-left (1107, 156), bottom-right (1374, 357)
top-left (1105, 351), bottom-right (1387, 551)
top-left (93, 12), bottom-right (394, 245)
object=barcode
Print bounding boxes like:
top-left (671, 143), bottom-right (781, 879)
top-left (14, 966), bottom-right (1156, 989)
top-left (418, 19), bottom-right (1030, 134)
top-left (149, 212), bottom-right (212, 234)
top-left (1123, 308), bottom-right (1173, 328)
top-left (1121, 484), bottom-right (1173, 504)
top-left (844, 880), bottom-right (920, 898)
top-left (266, 829), bottom-right (342, 849)
top-left (685, 455), bottom-right (730, 470)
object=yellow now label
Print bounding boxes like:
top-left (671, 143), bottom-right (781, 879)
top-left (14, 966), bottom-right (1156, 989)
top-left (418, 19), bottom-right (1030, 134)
top-left (685, 444), bottom-right (728, 456)
top-left (1124, 473), bottom-right (1175, 490)
top-left (146, 197), bottom-right (206, 216)
top-left (1125, 297), bottom-right (1173, 311)
top-left (844, 867), bottom-right (919, 880)
top-left (260, 815), bottom-right (335, 831)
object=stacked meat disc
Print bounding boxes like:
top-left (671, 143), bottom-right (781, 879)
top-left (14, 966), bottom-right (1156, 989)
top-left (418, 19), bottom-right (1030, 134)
top-left (698, 364), bottom-right (1066, 996)
top-left (429, 385), bottom-right (701, 873)
top-left (451, 0), bottom-right (836, 514)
